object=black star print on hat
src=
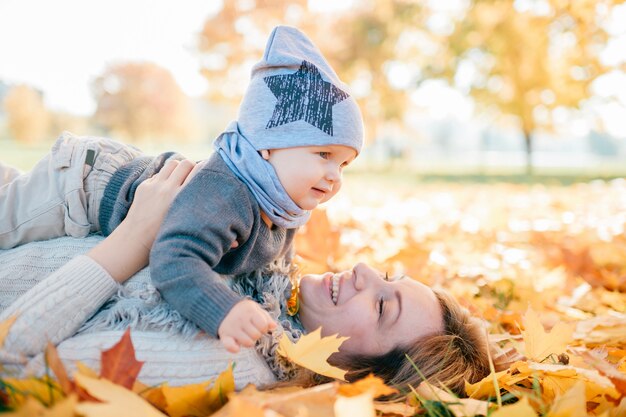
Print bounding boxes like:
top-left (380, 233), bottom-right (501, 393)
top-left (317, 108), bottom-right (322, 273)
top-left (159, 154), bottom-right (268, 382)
top-left (264, 60), bottom-right (350, 136)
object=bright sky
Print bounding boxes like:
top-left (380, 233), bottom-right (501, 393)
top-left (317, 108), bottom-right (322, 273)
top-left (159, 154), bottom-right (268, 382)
top-left (0, 0), bottom-right (220, 115)
top-left (0, 0), bottom-right (625, 137)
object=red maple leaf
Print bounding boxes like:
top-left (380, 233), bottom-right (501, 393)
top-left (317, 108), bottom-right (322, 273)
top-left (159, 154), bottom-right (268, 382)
top-left (100, 328), bottom-right (144, 389)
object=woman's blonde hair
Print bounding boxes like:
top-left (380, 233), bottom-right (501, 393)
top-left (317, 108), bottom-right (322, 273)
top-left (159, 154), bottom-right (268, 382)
top-left (333, 289), bottom-right (491, 397)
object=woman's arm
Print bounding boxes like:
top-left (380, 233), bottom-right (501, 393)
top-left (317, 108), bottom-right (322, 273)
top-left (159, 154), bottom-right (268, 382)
top-left (0, 159), bottom-right (198, 362)
top-left (88, 159), bottom-right (199, 282)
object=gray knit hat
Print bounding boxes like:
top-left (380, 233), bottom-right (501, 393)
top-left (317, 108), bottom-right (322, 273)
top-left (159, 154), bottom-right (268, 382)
top-left (237, 26), bottom-right (364, 154)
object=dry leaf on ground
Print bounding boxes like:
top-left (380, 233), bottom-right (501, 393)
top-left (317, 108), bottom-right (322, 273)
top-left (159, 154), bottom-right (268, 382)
top-left (74, 373), bottom-right (166, 417)
top-left (337, 374), bottom-right (397, 398)
top-left (99, 328), bottom-right (144, 389)
top-left (521, 306), bottom-right (575, 362)
top-left (277, 327), bottom-right (349, 380)
top-left (0, 315), bottom-right (17, 348)
top-left (490, 397), bottom-right (537, 417)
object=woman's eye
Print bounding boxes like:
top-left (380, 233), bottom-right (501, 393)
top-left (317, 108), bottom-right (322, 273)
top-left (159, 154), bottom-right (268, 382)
top-left (319, 152), bottom-right (330, 159)
top-left (378, 298), bottom-right (384, 317)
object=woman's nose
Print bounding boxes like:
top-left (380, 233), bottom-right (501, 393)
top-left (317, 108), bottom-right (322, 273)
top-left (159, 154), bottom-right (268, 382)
top-left (353, 262), bottom-right (377, 290)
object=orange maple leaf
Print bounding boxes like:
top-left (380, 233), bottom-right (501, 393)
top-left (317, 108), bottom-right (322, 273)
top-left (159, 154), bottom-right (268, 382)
top-left (45, 342), bottom-right (74, 395)
top-left (337, 374), bottom-right (397, 399)
top-left (295, 208), bottom-right (343, 274)
top-left (44, 342), bottom-right (100, 403)
top-left (100, 328), bottom-right (144, 389)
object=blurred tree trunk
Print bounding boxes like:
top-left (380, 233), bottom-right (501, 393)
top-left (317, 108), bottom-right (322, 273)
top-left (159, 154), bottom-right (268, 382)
top-left (438, 0), bottom-right (618, 170)
top-left (524, 130), bottom-right (533, 177)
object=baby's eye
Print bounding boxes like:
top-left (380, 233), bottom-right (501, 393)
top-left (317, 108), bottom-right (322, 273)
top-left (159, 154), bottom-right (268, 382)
top-left (318, 151), bottom-right (330, 159)
top-left (378, 297), bottom-right (385, 317)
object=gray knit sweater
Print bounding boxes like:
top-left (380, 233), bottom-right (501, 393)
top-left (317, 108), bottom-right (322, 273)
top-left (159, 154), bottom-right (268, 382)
top-left (99, 153), bottom-right (296, 337)
top-left (0, 236), bottom-right (304, 388)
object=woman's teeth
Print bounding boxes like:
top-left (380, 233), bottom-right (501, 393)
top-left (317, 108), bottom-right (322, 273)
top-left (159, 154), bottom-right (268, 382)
top-left (331, 274), bottom-right (339, 304)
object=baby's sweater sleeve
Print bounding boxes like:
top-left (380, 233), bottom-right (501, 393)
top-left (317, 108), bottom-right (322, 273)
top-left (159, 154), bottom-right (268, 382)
top-left (149, 170), bottom-right (256, 337)
top-left (0, 255), bottom-right (118, 363)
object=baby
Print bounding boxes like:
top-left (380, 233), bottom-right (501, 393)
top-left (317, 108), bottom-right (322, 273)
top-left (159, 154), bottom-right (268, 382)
top-left (0, 26), bottom-right (364, 353)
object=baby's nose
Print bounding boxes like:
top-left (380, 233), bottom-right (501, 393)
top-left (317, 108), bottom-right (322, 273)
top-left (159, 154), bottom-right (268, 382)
top-left (325, 165), bottom-right (341, 182)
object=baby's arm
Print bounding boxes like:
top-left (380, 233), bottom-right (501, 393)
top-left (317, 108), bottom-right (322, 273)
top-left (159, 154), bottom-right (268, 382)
top-left (150, 171), bottom-right (276, 344)
top-left (218, 299), bottom-right (277, 353)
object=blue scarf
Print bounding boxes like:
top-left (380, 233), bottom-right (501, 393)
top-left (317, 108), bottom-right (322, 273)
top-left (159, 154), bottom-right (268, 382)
top-left (214, 122), bottom-right (311, 229)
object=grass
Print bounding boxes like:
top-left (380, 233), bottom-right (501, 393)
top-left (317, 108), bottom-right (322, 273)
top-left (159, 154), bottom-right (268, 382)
top-left (2, 138), bottom-right (624, 185)
top-left (346, 169), bottom-right (626, 186)
top-left (0, 138), bottom-right (212, 172)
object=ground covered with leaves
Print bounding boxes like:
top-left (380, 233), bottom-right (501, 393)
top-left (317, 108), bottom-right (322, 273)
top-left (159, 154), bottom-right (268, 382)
top-left (1, 179), bottom-right (625, 416)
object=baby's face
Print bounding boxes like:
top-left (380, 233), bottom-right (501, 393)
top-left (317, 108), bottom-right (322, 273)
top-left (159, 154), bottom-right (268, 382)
top-left (262, 145), bottom-right (356, 210)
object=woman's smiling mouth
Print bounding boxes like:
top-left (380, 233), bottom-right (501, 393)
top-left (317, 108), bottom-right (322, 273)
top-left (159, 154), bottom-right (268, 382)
top-left (331, 274), bottom-right (340, 304)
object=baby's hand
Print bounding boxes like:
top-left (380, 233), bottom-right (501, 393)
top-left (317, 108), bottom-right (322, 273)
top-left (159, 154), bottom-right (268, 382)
top-left (218, 299), bottom-right (277, 353)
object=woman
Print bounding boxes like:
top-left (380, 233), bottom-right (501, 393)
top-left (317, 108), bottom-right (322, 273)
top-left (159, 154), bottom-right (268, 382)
top-left (0, 160), bottom-right (490, 397)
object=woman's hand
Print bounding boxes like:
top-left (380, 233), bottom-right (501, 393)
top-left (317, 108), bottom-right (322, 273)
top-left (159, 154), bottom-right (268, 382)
top-left (125, 159), bottom-right (199, 251)
top-left (88, 158), bottom-right (200, 283)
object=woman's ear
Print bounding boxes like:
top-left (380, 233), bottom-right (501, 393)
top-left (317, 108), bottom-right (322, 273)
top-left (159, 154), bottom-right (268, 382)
top-left (260, 149), bottom-right (271, 160)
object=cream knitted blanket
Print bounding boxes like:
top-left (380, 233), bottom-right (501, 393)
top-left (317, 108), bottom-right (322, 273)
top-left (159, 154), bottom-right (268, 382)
top-left (0, 236), bottom-right (300, 389)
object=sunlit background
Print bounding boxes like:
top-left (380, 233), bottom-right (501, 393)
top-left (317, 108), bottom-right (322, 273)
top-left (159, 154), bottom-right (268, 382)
top-left (1, 0), bottom-right (626, 178)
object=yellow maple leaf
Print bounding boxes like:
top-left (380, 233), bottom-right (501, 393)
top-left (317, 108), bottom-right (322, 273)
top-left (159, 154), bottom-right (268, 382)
top-left (490, 397), bottom-right (538, 417)
top-left (520, 361), bottom-right (620, 405)
top-left (74, 373), bottom-right (166, 417)
top-left (0, 315), bottom-right (17, 348)
top-left (277, 328), bottom-right (349, 380)
top-left (546, 381), bottom-right (587, 417)
top-left (465, 368), bottom-right (511, 399)
top-left (137, 384), bottom-right (168, 413)
top-left (162, 381), bottom-right (213, 417)
top-left (160, 363), bottom-right (234, 417)
top-left (206, 362), bottom-right (235, 410)
top-left (522, 306), bottom-right (575, 361)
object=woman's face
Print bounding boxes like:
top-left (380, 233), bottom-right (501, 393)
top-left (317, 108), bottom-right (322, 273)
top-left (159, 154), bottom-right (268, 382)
top-left (298, 263), bottom-right (443, 357)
